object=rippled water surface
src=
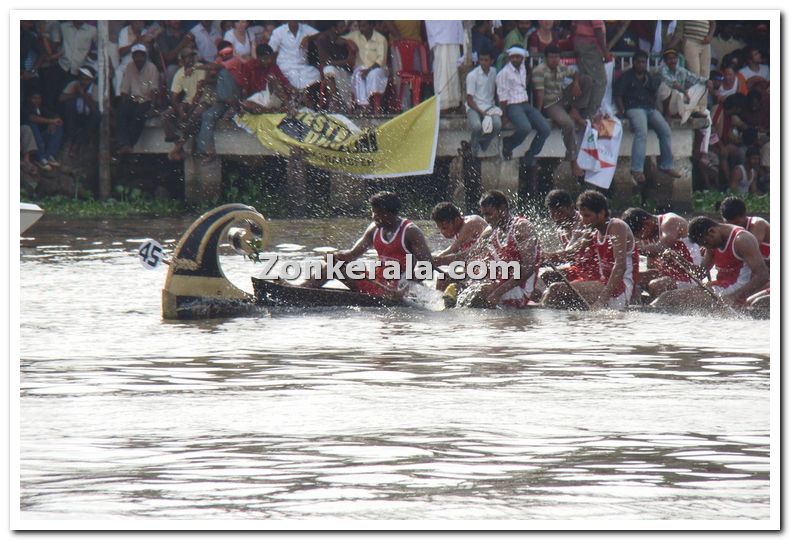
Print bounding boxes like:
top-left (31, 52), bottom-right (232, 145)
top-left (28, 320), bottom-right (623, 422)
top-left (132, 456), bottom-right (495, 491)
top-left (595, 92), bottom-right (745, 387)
top-left (18, 215), bottom-right (773, 523)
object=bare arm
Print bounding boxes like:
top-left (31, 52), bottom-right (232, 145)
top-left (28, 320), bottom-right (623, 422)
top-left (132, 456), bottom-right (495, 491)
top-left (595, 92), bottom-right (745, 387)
top-left (533, 88), bottom-right (544, 112)
top-left (335, 223), bottom-right (376, 262)
top-left (404, 225), bottom-right (439, 273)
top-left (639, 216), bottom-right (685, 255)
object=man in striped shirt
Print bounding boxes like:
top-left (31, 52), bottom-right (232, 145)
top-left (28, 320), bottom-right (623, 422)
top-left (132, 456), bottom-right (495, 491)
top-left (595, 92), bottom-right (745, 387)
top-left (669, 20), bottom-right (716, 78)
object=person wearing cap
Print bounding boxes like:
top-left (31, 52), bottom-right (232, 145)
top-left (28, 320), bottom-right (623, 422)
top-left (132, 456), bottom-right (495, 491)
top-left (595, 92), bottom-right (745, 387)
top-left (465, 48), bottom-right (501, 156)
top-left (614, 49), bottom-right (681, 184)
top-left (161, 47), bottom-right (206, 146)
top-left (531, 44), bottom-right (589, 178)
top-left (116, 44), bottom-right (160, 155)
top-left (495, 46), bottom-right (550, 165)
top-left (657, 47), bottom-right (713, 124)
top-left (58, 66), bottom-right (100, 153)
top-left (114, 21), bottom-right (162, 96)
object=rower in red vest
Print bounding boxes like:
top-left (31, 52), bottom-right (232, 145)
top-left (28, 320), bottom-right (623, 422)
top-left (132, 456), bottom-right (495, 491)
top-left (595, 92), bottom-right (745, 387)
top-left (475, 190), bottom-right (541, 308)
top-left (302, 191), bottom-right (436, 298)
top-left (543, 190), bottom-right (639, 310)
top-left (720, 196), bottom-right (770, 261)
top-left (541, 189), bottom-right (599, 285)
top-left (652, 216), bottom-right (769, 309)
top-left (622, 207), bottom-right (702, 299)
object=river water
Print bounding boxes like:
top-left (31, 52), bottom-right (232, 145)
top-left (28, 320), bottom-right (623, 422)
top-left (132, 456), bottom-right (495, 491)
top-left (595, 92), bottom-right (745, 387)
top-left (17, 214), bottom-right (774, 526)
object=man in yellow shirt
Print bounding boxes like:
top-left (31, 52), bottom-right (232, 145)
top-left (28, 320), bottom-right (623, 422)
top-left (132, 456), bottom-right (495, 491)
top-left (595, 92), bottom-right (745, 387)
top-left (342, 21), bottom-right (389, 112)
top-left (163, 47), bottom-right (206, 144)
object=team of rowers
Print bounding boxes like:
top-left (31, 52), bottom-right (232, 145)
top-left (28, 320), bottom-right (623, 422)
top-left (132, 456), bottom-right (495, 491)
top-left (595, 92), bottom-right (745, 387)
top-left (298, 189), bottom-right (770, 313)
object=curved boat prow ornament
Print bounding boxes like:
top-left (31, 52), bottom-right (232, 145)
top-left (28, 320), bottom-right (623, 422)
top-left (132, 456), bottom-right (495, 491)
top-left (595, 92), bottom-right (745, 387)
top-left (161, 204), bottom-right (269, 320)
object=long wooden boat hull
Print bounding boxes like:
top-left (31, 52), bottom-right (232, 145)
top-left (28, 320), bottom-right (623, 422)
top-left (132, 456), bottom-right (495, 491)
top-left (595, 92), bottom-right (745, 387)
top-left (252, 277), bottom-right (404, 308)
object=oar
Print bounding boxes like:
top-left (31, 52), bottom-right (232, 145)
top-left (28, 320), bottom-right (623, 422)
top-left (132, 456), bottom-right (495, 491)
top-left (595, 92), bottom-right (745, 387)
top-left (664, 250), bottom-right (739, 315)
top-left (545, 260), bottom-right (592, 311)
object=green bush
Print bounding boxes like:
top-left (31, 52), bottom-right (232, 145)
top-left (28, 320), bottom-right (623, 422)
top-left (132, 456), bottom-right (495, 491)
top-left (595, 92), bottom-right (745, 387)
top-left (692, 190), bottom-right (770, 215)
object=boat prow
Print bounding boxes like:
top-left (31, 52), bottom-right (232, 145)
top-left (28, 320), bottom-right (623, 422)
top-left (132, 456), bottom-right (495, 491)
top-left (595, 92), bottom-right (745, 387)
top-left (21, 202), bottom-right (44, 234)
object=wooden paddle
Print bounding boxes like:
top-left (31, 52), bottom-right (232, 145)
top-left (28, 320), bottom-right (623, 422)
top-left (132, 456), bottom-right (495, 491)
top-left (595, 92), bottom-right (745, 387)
top-left (545, 260), bottom-right (592, 311)
top-left (663, 250), bottom-right (739, 315)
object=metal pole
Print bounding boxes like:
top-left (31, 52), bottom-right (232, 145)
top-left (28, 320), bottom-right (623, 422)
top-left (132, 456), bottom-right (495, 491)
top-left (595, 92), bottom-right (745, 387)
top-left (97, 20), bottom-right (112, 200)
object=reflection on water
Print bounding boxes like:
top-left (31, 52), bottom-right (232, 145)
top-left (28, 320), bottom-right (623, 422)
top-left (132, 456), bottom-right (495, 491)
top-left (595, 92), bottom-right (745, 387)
top-left (18, 216), bottom-right (771, 522)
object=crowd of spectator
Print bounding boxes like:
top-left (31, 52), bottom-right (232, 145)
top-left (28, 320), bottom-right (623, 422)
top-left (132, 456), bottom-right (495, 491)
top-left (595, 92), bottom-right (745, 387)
top-left (19, 19), bottom-right (770, 198)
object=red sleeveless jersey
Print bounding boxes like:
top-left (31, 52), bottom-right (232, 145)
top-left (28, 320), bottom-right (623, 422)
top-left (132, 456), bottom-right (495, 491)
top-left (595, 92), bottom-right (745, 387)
top-left (711, 226), bottom-right (750, 289)
top-left (558, 211), bottom-right (599, 282)
top-left (373, 219), bottom-right (413, 277)
top-left (747, 216), bottom-right (770, 259)
top-left (488, 216), bottom-right (540, 288)
top-left (594, 219), bottom-right (640, 297)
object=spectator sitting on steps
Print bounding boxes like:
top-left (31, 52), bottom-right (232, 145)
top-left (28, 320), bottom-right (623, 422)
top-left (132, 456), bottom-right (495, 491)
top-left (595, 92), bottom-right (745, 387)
top-left (116, 44), bottom-right (160, 155)
top-left (315, 21), bottom-right (355, 113)
top-left (58, 66), bottom-right (100, 156)
top-left (22, 88), bottom-right (64, 171)
top-left (342, 21), bottom-right (389, 114)
top-left (532, 45), bottom-right (589, 178)
top-left (240, 44), bottom-right (297, 114)
top-left (495, 46), bottom-right (550, 164)
top-left (614, 49), bottom-right (681, 185)
top-left (464, 48), bottom-right (501, 157)
top-left (657, 47), bottom-right (713, 124)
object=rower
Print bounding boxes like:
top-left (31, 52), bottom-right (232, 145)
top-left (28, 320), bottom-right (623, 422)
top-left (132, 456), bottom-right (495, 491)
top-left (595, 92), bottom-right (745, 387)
top-left (720, 196), bottom-right (770, 262)
top-left (540, 189), bottom-right (598, 285)
top-left (622, 207), bottom-right (702, 299)
top-left (431, 202), bottom-right (488, 265)
top-left (542, 190), bottom-right (639, 310)
top-left (431, 202), bottom-right (488, 292)
top-left (472, 190), bottom-right (541, 308)
top-left (652, 217), bottom-right (769, 309)
top-left (303, 191), bottom-right (435, 299)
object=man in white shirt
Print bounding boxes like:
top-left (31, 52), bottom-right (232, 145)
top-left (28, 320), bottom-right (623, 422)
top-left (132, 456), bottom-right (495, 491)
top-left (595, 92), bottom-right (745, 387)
top-left (495, 47), bottom-right (550, 163)
top-left (465, 49), bottom-right (500, 155)
top-left (269, 21), bottom-right (321, 92)
top-left (425, 20), bottom-right (464, 111)
top-left (190, 21), bottom-right (222, 63)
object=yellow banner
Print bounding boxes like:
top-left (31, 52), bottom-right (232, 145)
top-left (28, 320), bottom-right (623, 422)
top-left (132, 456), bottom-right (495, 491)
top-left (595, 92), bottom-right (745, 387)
top-left (236, 96), bottom-right (440, 178)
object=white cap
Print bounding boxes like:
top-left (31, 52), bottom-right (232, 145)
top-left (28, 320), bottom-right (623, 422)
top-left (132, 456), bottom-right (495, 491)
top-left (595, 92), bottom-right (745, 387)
top-left (506, 46), bottom-right (527, 57)
top-left (131, 44), bottom-right (148, 55)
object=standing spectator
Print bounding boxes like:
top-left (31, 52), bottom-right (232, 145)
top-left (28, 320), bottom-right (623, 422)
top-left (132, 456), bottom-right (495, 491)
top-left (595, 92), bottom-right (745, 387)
top-left (471, 21), bottom-right (495, 60)
top-left (316, 21), bottom-right (355, 113)
top-left (496, 20), bottom-right (531, 70)
top-left (657, 48), bottom-right (713, 124)
top-left (34, 21), bottom-right (63, 111)
top-left (572, 20), bottom-right (609, 119)
top-left (115, 44), bottom-right (160, 155)
top-left (425, 20), bottom-right (464, 112)
top-left (614, 50), bottom-right (681, 185)
top-left (495, 47), bottom-right (550, 163)
top-left (155, 20), bottom-right (194, 85)
top-left (670, 21), bottom-right (715, 78)
top-left (464, 48), bottom-right (500, 156)
top-left (58, 66), bottom-right (100, 154)
top-left (269, 21), bottom-right (322, 101)
top-left (739, 47), bottom-right (769, 88)
top-left (343, 21), bottom-right (388, 112)
top-left (528, 20), bottom-right (561, 55)
top-left (190, 21), bottom-right (222, 64)
top-left (22, 88), bottom-right (64, 171)
top-left (58, 21), bottom-right (96, 76)
top-left (224, 20), bottom-right (256, 59)
top-left (532, 45), bottom-right (589, 178)
top-left (711, 23), bottom-right (746, 67)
